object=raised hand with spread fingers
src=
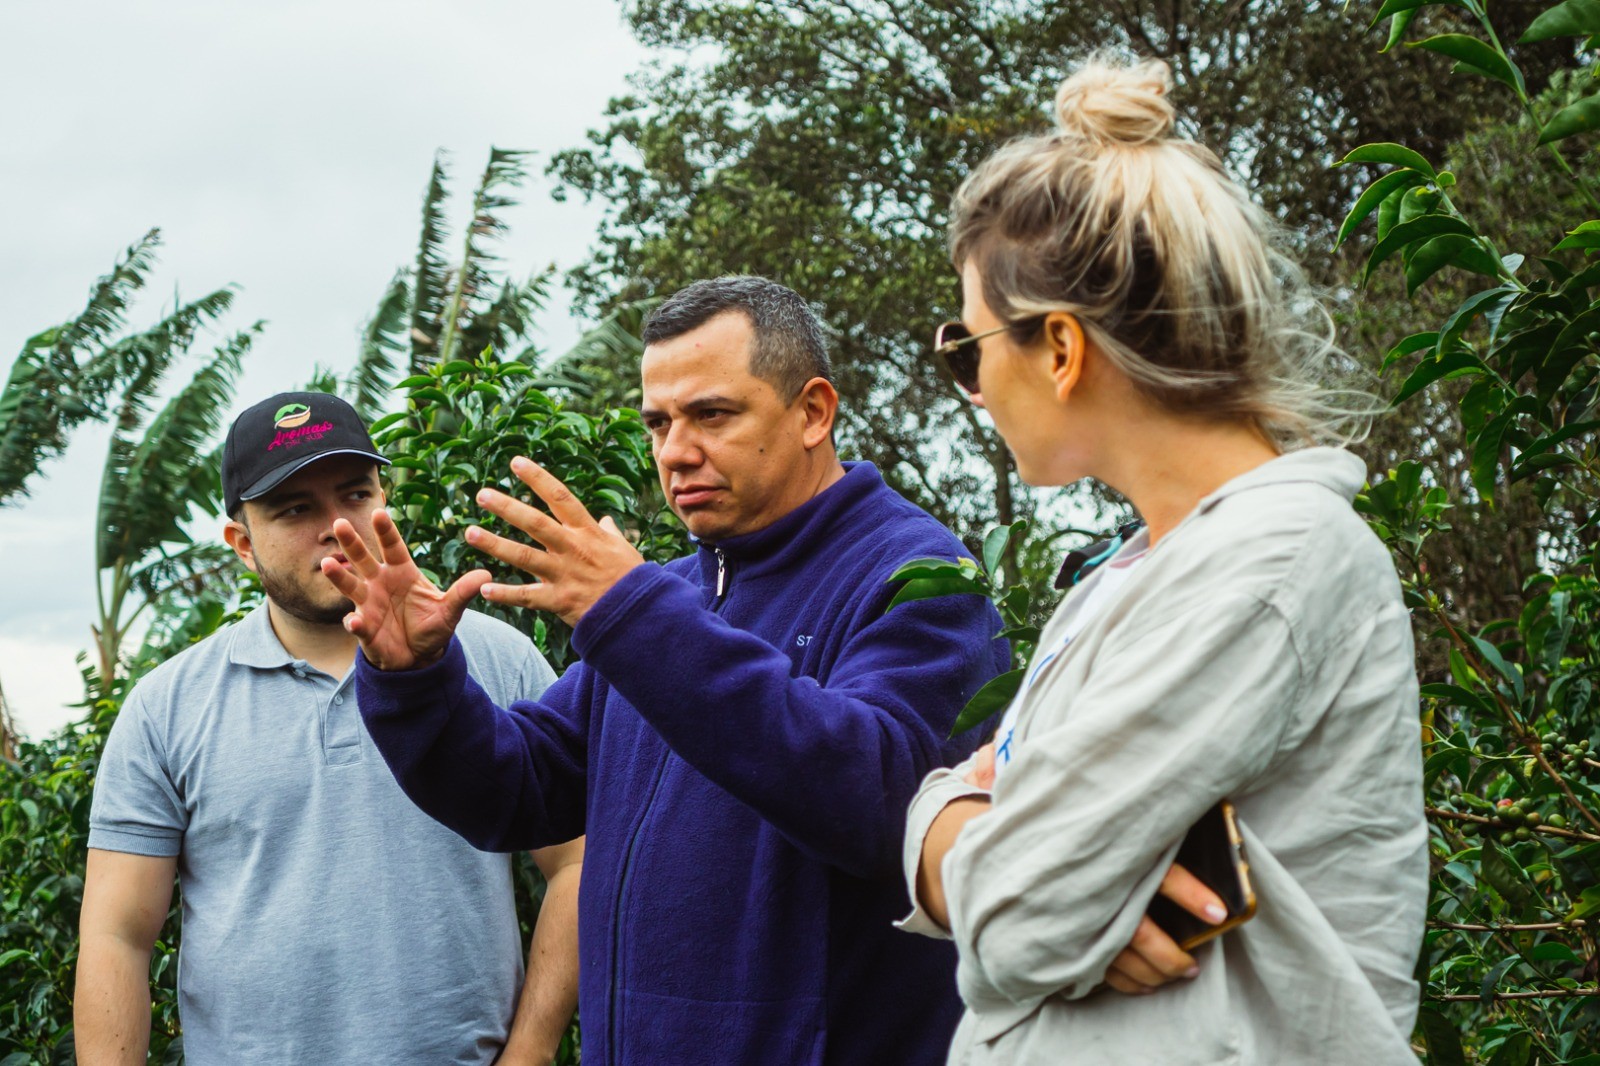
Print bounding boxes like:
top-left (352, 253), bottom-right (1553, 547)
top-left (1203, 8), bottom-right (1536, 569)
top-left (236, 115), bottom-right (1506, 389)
top-left (322, 508), bottom-right (490, 670)
top-left (465, 455), bottom-right (645, 626)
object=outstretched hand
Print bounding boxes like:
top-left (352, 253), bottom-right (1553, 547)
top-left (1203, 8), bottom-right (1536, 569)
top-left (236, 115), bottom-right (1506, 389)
top-left (321, 509), bottom-right (489, 671)
top-left (465, 456), bottom-right (645, 626)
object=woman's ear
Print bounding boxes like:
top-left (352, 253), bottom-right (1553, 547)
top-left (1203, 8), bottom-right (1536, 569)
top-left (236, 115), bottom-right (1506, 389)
top-left (1045, 312), bottom-right (1085, 403)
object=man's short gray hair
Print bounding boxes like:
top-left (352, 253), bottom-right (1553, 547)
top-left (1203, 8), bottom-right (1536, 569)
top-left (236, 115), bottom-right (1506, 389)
top-left (642, 276), bottom-right (831, 399)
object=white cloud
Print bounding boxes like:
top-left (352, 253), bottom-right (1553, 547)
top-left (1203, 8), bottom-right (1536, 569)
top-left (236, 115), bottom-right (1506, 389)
top-left (0, 0), bottom-right (649, 736)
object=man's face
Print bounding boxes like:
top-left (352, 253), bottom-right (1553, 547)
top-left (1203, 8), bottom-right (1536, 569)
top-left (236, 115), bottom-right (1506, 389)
top-left (640, 311), bottom-right (821, 541)
top-left (224, 455), bottom-right (384, 625)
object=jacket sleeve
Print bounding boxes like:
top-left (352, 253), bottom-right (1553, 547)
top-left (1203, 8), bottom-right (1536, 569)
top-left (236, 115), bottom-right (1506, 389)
top-left (571, 562), bottom-right (1000, 880)
top-left (355, 639), bottom-right (594, 852)
top-left (929, 592), bottom-right (1304, 1015)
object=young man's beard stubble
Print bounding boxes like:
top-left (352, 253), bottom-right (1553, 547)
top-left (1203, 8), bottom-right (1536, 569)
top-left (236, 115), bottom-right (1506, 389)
top-left (256, 558), bottom-right (354, 627)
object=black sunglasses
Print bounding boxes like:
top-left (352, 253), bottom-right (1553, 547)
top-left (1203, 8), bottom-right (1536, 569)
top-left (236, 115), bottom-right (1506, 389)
top-left (933, 321), bottom-right (1013, 394)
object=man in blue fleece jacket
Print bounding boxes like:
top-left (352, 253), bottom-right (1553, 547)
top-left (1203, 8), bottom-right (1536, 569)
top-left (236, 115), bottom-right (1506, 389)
top-left (326, 277), bottom-right (1007, 1064)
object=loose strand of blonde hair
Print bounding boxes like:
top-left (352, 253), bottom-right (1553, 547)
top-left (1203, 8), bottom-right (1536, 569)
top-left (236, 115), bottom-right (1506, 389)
top-left (949, 54), bottom-right (1379, 449)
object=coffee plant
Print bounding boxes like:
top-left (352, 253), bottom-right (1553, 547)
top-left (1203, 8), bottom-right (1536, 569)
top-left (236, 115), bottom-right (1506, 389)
top-left (1338, 1), bottom-right (1600, 1060)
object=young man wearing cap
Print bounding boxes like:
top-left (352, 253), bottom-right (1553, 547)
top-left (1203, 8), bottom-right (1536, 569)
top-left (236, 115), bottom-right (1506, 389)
top-left (323, 278), bottom-right (1011, 1064)
top-left (75, 393), bottom-right (582, 1065)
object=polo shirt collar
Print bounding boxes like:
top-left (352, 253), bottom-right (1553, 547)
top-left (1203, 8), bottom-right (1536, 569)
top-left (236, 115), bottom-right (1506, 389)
top-left (228, 604), bottom-right (297, 669)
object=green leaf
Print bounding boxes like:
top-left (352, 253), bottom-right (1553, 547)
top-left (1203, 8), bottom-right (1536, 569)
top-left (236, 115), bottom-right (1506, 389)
top-left (1380, 331), bottom-right (1439, 373)
top-left (1522, 0), bottom-right (1600, 42)
top-left (1364, 215), bottom-right (1478, 283)
top-left (1553, 220), bottom-right (1600, 253)
top-left (1382, 8), bottom-right (1417, 51)
top-left (949, 669), bottom-right (1023, 736)
top-left (1439, 286), bottom-right (1519, 354)
top-left (1571, 884), bottom-right (1600, 921)
top-left (1369, 0), bottom-right (1453, 24)
top-left (1418, 682), bottom-right (1496, 716)
top-left (368, 411), bottom-right (409, 434)
top-left (1468, 633), bottom-right (1525, 702)
top-left (1481, 838), bottom-right (1537, 914)
top-left (1535, 306), bottom-right (1600, 401)
top-left (1539, 92), bottom-right (1600, 145)
top-left (981, 524), bottom-right (1011, 577)
top-left (1488, 1031), bottom-right (1532, 1066)
top-left (888, 557), bottom-right (977, 583)
top-left (395, 374), bottom-right (435, 389)
top-left (1337, 142), bottom-right (1437, 179)
top-left (1391, 348), bottom-right (1484, 406)
top-left (0, 949), bottom-right (33, 969)
top-left (1418, 1007), bottom-right (1467, 1066)
top-left (1404, 235), bottom-right (1504, 294)
top-left (1527, 942), bottom-right (1580, 963)
top-left (1336, 170), bottom-right (1424, 247)
top-left (886, 576), bottom-right (988, 610)
top-left (1408, 34), bottom-right (1523, 91)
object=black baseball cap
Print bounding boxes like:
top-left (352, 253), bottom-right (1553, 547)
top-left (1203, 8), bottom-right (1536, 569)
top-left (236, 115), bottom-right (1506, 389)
top-left (222, 392), bottom-right (389, 515)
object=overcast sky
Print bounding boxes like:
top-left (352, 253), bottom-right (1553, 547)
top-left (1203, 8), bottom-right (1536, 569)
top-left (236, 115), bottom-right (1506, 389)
top-left (0, 1), bottom-right (652, 738)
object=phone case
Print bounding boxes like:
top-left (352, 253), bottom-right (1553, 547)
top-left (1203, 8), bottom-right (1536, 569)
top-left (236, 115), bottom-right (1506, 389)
top-left (1144, 800), bottom-right (1258, 951)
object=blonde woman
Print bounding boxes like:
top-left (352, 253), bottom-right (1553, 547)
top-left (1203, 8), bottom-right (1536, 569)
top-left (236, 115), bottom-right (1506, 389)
top-left (900, 58), bottom-right (1427, 1064)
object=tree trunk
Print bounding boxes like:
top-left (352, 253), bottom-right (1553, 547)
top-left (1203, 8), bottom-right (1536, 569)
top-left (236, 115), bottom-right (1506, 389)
top-left (0, 674), bottom-right (16, 762)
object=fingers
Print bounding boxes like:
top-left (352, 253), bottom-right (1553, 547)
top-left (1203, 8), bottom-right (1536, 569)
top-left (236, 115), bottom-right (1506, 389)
top-left (476, 486), bottom-right (573, 553)
top-left (964, 743), bottom-right (997, 789)
top-left (1159, 862), bottom-right (1229, 926)
top-left (332, 518), bottom-right (381, 579)
top-left (509, 456), bottom-right (597, 530)
top-left (1105, 945), bottom-right (1168, 993)
top-left (371, 508), bottom-right (415, 568)
top-left (319, 556), bottom-right (367, 605)
top-left (1105, 918), bottom-right (1200, 995)
top-left (465, 524), bottom-right (557, 578)
top-left (444, 569), bottom-right (492, 617)
top-left (479, 579), bottom-right (564, 618)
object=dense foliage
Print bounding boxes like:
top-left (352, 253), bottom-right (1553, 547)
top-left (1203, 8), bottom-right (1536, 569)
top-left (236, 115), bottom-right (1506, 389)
top-left (0, 152), bottom-right (681, 1062)
top-left (550, 0), bottom-right (1568, 581)
top-left (1342, 1), bottom-right (1600, 1059)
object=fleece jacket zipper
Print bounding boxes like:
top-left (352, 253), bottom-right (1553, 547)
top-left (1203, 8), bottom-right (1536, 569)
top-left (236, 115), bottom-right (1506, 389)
top-left (606, 546), bottom-right (731, 1064)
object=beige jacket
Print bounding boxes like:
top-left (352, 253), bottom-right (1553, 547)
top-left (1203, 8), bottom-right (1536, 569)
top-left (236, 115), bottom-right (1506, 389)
top-left (900, 448), bottom-right (1427, 1065)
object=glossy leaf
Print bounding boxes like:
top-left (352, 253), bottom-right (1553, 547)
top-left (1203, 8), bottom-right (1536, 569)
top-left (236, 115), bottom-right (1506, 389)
top-left (1391, 348), bottom-right (1485, 406)
top-left (1364, 215), bottom-right (1478, 283)
top-left (1337, 170), bottom-right (1424, 247)
top-left (949, 668), bottom-right (1023, 737)
top-left (1404, 234), bottom-right (1504, 294)
top-left (886, 576), bottom-right (989, 610)
top-left (1408, 34), bottom-right (1523, 91)
top-left (1522, 0), bottom-right (1600, 42)
top-left (1337, 142), bottom-right (1437, 179)
top-left (1553, 220), bottom-right (1600, 252)
top-left (1539, 92), bottom-right (1600, 144)
top-left (982, 523), bottom-right (1012, 577)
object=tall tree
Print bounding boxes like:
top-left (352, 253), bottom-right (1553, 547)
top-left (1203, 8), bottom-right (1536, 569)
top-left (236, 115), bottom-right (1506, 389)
top-left (552, 0), bottom-right (1566, 545)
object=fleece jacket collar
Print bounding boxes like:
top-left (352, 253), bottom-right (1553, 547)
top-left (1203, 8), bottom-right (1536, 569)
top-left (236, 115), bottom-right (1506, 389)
top-left (694, 460), bottom-right (884, 588)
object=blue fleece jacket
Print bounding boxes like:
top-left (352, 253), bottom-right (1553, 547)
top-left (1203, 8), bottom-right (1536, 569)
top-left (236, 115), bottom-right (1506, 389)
top-left (356, 462), bottom-right (1007, 1065)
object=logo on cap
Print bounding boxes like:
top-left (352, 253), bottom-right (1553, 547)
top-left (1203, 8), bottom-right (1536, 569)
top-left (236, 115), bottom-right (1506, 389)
top-left (274, 403), bottom-right (312, 429)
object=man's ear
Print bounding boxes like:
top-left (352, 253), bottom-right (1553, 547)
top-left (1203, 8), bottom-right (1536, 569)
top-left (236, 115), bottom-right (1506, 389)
top-left (1045, 312), bottom-right (1086, 404)
top-left (223, 515), bottom-right (258, 573)
top-left (795, 377), bottom-right (839, 450)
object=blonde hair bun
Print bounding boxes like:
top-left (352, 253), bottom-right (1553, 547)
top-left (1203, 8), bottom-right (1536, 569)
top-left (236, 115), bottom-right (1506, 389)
top-left (1054, 57), bottom-right (1175, 147)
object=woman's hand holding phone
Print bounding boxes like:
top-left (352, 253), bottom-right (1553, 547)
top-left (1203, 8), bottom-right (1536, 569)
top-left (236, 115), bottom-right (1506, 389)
top-left (1104, 865), bottom-right (1227, 994)
top-left (962, 742), bottom-right (1228, 996)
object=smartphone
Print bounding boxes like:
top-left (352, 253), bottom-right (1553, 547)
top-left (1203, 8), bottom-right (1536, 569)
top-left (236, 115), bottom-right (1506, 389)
top-left (1144, 800), bottom-right (1257, 951)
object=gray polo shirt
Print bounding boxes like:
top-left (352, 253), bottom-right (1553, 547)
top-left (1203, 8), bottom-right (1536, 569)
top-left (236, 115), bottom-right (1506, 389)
top-left (89, 606), bottom-right (557, 1066)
